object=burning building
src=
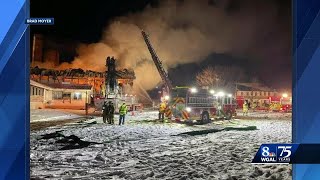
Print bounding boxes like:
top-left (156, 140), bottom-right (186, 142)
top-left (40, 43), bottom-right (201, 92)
top-left (30, 33), bottom-right (144, 110)
top-left (30, 57), bottom-right (139, 110)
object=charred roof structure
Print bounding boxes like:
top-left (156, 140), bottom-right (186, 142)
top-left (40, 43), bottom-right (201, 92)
top-left (30, 65), bottom-right (136, 96)
top-left (30, 66), bottom-right (135, 80)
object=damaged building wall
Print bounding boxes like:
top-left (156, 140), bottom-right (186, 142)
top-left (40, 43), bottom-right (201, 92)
top-left (31, 34), bottom-right (78, 67)
top-left (32, 34), bottom-right (44, 66)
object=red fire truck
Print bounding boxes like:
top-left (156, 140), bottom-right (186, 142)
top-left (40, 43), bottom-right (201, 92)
top-left (280, 96), bottom-right (292, 112)
top-left (268, 95), bottom-right (292, 112)
top-left (165, 87), bottom-right (237, 123)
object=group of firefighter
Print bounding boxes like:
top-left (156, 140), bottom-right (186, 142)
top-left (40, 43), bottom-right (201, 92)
top-left (242, 100), bottom-right (285, 115)
top-left (102, 101), bottom-right (128, 125)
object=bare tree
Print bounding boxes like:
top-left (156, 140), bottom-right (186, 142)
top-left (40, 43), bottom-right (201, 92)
top-left (196, 66), bottom-right (218, 88)
top-left (196, 65), bottom-right (247, 92)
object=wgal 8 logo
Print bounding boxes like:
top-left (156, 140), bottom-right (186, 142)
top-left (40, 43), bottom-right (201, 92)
top-left (260, 146), bottom-right (277, 162)
top-left (277, 146), bottom-right (292, 163)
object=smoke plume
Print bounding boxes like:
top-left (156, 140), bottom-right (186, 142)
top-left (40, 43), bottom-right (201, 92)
top-left (40, 0), bottom-right (290, 91)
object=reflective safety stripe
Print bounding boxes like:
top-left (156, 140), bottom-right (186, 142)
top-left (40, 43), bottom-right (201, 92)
top-left (173, 97), bottom-right (185, 106)
top-left (172, 98), bottom-right (178, 106)
top-left (182, 110), bottom-right (189, 120)
top-left (165, 109), bottom-right (172, 117)
top-left (119, 105), bottom-right (127, 114)
top-left (176, 98), bottom-right (185, 104)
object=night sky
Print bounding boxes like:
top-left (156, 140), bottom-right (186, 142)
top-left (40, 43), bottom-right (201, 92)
top-left (31, 0), bottom-right (292, 91)
top-left (30, 0), bottom-right (157, 43)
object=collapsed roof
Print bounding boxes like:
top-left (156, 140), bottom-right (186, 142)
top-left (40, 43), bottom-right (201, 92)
top-left (30, 66), bottom-right (136, 80)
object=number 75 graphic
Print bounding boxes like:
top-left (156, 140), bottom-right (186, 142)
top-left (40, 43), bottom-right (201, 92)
top-left (278, 146), bottom-right (292, 158)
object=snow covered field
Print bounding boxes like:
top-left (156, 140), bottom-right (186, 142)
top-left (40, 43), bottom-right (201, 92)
top-left (30, 111), bottom-right (292, 180)
top-left (236, 109), bottom-right (292, 120)
top-left (31, 109), bottom-right (81, 122)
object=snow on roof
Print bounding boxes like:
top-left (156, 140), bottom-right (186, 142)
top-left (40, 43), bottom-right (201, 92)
top-left (30, 80), bottom-right (92, 90)
top-left (45, 83), bottom-right (92, 90)
top-left (30, 80), bottom-right (52, 90)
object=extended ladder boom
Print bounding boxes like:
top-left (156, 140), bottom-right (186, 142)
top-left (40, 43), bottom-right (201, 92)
top-left (141, 30), bottom-right (173, 92)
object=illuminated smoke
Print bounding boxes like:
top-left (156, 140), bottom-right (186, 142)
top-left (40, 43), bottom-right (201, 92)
top-left (37, 0), bottom-right (290, 91)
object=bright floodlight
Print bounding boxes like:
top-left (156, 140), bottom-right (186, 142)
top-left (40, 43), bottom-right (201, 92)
top-left (217, 91), bottom-right (225, 97)
top-left (190, 87), bottom-right (198, 93)
top-left (186, 107), bottom-right (191, 112)
top-left (228, 94), bottom-right (232, 97)
top-left (164, 95), bottom-right (170, 100)
top-left (210, 90), bottom-right (215, 94)
top-left (282, 93), bottom-right (288, 98)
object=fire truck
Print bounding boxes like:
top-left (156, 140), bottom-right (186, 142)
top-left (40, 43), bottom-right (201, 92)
top-left (269, 95), bottom-right (292, 112)
top-left (141, 30), bottom-right (236, 123)
top-left (165, 87), bottom-right (237, 123)
top-left (279, 95), bottom-right (292, 112)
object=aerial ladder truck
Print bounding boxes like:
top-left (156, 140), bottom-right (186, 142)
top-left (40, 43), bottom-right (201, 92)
top-left (93, 57), bottom-right (141, 113)
top-left (141, 30), bottom-right (236, 123)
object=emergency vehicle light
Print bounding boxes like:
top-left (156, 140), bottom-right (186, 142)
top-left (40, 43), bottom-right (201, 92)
top-left (217, 92), bottom-right (225, 97)
top-left (190, 87), bottom-right (198, 93)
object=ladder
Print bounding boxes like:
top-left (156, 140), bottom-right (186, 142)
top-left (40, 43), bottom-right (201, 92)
top-left (141, 30), bottom-right (173, 93)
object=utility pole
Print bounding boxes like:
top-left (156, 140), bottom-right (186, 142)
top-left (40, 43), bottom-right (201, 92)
top-left (85, 91), bottom-right (88, 116)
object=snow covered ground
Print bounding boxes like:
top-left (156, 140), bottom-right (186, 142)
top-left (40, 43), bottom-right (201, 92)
top-left (31, 109), bottom-right (81, 122)
top-left (30, 111), bottom-right (292, 180)
top-left (236, 109), bottom-right (292, 120)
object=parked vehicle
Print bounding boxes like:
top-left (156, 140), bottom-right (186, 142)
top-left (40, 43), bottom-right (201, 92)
top-left (165, 87), bottom-right (237, 123)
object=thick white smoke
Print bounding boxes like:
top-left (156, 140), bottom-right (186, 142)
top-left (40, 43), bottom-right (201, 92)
top-left (38, 0), bottom-right (290, 91)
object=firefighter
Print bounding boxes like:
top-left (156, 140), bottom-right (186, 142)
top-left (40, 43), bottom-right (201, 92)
top-left (243, 100), bottom-right (249, 116)
top-left (102, 101), bottom-right (108, 123)
top-left (106, 101), bottom-right (115, 124)
top-left (119, 102), bottom-right (128, 125)
top-left (159, 101), bottom-right (166, 121)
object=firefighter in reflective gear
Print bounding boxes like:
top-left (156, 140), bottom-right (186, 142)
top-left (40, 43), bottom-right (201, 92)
top-left (119, 103), bottom-right (127, 125)
top-left (102, 101), bottom-right (108, 123)
top-left (107, 101), bottom-right (115, 124)
top-left (243, 100), bottom-right (249, 116)
top-left (159, 101), bottom-right (166, 121)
